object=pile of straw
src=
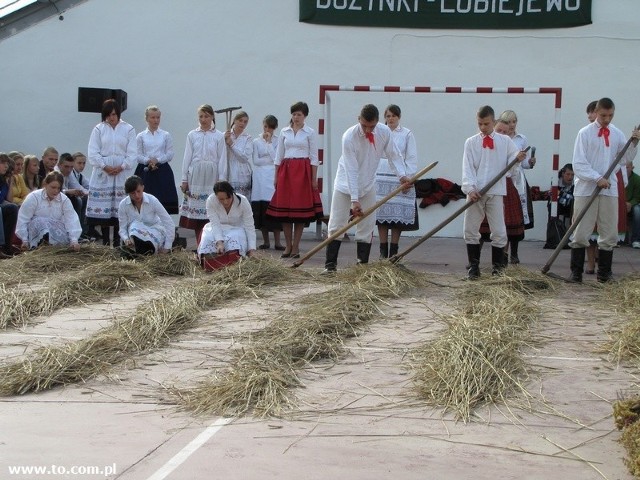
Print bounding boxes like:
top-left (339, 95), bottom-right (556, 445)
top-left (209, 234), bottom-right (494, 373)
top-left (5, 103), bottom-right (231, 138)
top-left (0, 245), bottom-right (119, 287)
top-left (614, 395), bottom-right (640, 477)
top-left (601, 275), bottom-right (640, 365)
top-left (0, 248), bottom-right (204, 330)
top-left (0, 258), bottom-right (296, 396)
top-left (178, 262), bottom-right (425, 417)
top-left (0, 260), bottom-right (152, 329)
top-left (410, 279), bottom-right (539, 422)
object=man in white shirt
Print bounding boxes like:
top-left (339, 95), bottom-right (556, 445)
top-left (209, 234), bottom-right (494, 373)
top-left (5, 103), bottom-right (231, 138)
top-left (55, 153), bottom-right (89, 227)
top-left (569, 97), bottom-right (639, 283)
top-left (323, 104), bottom-right (410, 273)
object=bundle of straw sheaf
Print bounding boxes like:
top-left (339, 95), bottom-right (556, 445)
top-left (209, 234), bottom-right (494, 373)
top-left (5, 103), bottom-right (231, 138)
top-left (0, 249), bottom-right (201, 330)
top-left (410, 273), bottom-right (545, 422)
top-left (0, 245), bottom-right (119, 287)
top-left (601, 275), bottom-right (640, 365)
top-left (614, 394), bottom-right (640, 477)
top-left (0, 258), bottom-right (296, 396)
top-left (177, 263), bottom-right (425, 417)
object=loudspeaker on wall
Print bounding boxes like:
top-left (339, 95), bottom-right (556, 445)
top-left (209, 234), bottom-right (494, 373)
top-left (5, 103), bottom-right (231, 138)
top-left (78, 87), bottom-right (127, 113)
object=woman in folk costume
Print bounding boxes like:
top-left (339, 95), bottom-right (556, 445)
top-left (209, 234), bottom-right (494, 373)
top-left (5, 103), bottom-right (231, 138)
top-left (226, 110), bottom-right (253, 198)
top-left (498, 110), bottom-right (536, 264)
top-left (118, 175), bottom-right (175, 256)
top-left (251, 114), bottom-right (284, 250)
top-left (375, 104), bottom-right (419, 259)
top-left (198, 181), bottom-right (256, 259)
top-left (16, 171), bottom-right (82, 250)
top-left (179, 104), bottom-right (227, 245)
top-left (134, 105), bottom-right (179, 214)
top-left (266, 101), bottom-right (323, 259)
top-left (86, 98), bottom-right (137, 247)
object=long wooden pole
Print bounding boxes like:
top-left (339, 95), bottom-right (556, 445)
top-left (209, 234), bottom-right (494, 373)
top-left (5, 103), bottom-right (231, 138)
top-left (391, 147), bottom-right (529, 264)
top-left (291, 161), bottom-right (438, 268)
top-left (541, 129), bottom-right (638, 275)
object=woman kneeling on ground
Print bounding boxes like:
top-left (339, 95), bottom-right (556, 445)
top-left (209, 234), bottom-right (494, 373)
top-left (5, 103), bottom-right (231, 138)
top-left (198, 181), bottom-right (256, 260)
top-left (16, 171), bottom-right (82, 251)
top-left (118, 175), bottom-right (175, 255)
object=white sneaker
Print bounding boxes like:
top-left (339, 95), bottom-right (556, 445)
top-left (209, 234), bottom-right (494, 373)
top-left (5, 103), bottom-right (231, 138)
top-left (633, 241), bottom-right (640, 249)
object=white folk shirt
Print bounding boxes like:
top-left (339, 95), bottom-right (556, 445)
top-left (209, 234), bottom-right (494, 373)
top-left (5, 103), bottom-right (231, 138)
top-left (136, 128), bottom-right (174, 166)
top-left (227, 130), bottom-right (253, 187)
top-left (118, 192), bottom-right (175, 250)
top-left (204, 193), bottom-right (257, 251)
top-left (462, 132), bottom-right (520, 196)
top-left (181, 127), bottom-right (227, 182)
top-left (16, 189), bottom-right (82, 243)
top-left (88, 120), bottom-right (137, 170)
top-left (334, 123), bottom-right (404, 201)
top-left (572, 121), bottom-right (637, 197)
top-left (275, 124), bottom-right (318, 165)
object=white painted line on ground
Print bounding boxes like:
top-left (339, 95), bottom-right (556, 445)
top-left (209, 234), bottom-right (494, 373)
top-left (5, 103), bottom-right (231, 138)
top-left (146, 417), bottom-right (232, 480)
top-left (523, 355), bottom-right (602, 362)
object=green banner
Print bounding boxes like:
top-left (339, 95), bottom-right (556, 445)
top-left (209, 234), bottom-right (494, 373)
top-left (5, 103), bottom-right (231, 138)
top-left (300, 0), bottom-right (592, 29)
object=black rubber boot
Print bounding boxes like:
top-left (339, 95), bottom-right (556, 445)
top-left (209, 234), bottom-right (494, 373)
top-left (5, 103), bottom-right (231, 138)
top-left (466, 243), bottom-right (481, 280)
top-left (356, 241), bottom-right (372, 264)
top-left (569, 247), bottom-right (585, 283)
top-left (379, 242), bottom-right (389, 259)
top-left (389, 243), bottom-right (399, 258)
top-left (597, 249), bottom-right (613, 283)
top-left (492, 246), bottom-right (506, 275)
top-left (510, 240), bottom-right (520, 264)
top-left (322, 240), bottom-right (342, 274)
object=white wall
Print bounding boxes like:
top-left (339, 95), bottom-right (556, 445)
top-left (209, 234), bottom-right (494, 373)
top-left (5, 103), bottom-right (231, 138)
top-left (1, 0), bottom-right (639, 240)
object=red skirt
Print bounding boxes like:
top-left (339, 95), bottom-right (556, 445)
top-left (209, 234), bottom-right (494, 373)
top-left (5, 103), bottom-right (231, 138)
top-left (266, 158), bottom-right (323, 223)
top-left (480, 177), bottom-right (524, 240)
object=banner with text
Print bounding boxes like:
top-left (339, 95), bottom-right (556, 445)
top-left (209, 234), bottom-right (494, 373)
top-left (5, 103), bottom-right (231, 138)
top-left (300, 0), bottom-right (592, 29)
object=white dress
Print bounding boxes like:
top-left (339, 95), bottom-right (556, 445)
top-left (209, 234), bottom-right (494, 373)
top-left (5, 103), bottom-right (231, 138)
top-left (227, 130), bottom-right (253, 198)
top-left (198, 193), bottom-right (257, 257)
top-left (375, 125), bottom-right (418, 227)
top-left (118, 192), bottom-right (175, 253)
top-left (86, 120), bottom-right (137, 221)
top-left (16, 189), bottom-right (82, 248)
top-left (179, 127), bottom-right (227, 222)
top-left (251, 134), bottom-right (277, 202)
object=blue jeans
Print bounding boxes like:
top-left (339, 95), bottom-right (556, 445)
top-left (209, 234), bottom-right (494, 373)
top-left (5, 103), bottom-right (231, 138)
top-left (630, 203), bottom-right (640, 243)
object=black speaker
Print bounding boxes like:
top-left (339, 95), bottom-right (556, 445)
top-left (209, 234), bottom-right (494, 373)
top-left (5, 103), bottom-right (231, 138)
top-left (78, 87), bottom-right (127, 113)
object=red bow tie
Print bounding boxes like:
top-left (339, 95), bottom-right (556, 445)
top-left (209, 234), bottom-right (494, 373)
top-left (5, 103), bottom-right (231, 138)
top-left (482, 135), bottom-right (494, 149)
top-left (598, 126), bottom-right (610, 147)
top-left (365, 132), bottom-right (375, 146)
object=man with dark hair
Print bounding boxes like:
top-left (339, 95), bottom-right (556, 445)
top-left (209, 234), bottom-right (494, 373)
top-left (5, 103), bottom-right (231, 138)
top-left (323, 104), bottom-right (410, 273)
top-left (569, 97), bottom-right (640, 282)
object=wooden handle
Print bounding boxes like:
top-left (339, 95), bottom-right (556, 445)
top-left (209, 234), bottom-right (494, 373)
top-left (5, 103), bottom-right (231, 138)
top-left (291, 161), bottom-right (439, 268)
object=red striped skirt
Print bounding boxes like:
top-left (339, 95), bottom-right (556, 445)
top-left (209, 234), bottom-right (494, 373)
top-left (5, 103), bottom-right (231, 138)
top-left (266, 158), bottom-right (323, 223)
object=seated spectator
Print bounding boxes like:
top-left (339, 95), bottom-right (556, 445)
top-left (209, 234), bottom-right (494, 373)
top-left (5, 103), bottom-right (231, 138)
top-left (16, 171), bottom-right (82, 251)
top-left (556, 163), bottom-right (575, 228)
top-left (626, 161), bottom-right (640, 248)
top-left (8, 151), bottom-right (29, 206)
top-left (72, 152), bottom-right (100, 240)
top-left (118, 175), bottom-right (175, 256)
top-left (0, 153), bottom-right (19, 258)
top-left (38, 146), bottom-right (58, 181)
top-left (55, 153), bottom-right (88, 223)
top-left (23, 155), bottom-right (42, 192)
top-left (198, 181), bottom-right (256, 259)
